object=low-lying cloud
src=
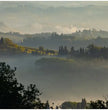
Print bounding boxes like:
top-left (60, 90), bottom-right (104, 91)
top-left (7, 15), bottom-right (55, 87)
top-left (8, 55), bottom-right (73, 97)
top-left (55, 25), bottom-right (89, 34)
top-left (4, 22), bottom-right (89, 34)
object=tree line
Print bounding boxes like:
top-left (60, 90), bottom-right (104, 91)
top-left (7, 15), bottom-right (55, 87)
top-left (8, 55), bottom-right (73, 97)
top-left (0, 38), bottom-right (57, 56)
top-left (61, 99), bottom-right (108, 109)
top-left (59, 44), bottom-right (108, 59)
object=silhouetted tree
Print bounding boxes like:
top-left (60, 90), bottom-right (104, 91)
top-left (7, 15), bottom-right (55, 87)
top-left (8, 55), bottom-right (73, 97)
top-left (59, 46), bottom-right (64, 55)
top-left (70, 46), bottom-right (75, 55)
top-left (59, 46), bottom-right (68, 55)
top-left (81, 98), bottom-right (86, 109)
top-left (64, 46), bottom-right (68, 55)
top-left (0, 62), bottom-right (47, 109)
top-left (90, 100), bottom-right (106, 109)
top-left (79, 48), bottom-right (85, 55)
top-left (0, 37), bottom-right (4, 44)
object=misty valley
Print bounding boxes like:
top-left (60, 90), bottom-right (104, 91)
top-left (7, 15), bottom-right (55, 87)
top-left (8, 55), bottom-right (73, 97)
top-left (0, 36), bottom-right (108, 108)
top-left (1, 1), bottom-right (108, 109)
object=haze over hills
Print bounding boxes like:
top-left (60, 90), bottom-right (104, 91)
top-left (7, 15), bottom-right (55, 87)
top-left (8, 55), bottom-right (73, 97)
top-left (0, 2), bottom-right (108, 34)
top-left (20, 29), bottom-right (108, 49)
top-left (0, 32), bottom-right (24, 43)
top-left (1, 29), bottom-right (108, 50)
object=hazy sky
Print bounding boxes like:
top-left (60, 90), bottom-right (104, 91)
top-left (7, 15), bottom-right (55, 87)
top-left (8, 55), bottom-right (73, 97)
top-left (0, 1), bottom-right (108, 34)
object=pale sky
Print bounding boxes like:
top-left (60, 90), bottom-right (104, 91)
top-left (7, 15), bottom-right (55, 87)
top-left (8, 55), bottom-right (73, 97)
top-left (0, 1), bottom-right (108, 34)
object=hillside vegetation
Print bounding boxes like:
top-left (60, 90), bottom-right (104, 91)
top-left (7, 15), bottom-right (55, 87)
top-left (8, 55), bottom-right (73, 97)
top-left (1, 30), bottom-right (108, 50)
top-left (0, 38), bottom-right (57, 56)
top-left (20, 30), bottom-right (108, 49)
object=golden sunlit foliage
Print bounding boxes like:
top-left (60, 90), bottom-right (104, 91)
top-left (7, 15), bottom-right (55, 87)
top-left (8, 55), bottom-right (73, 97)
top-left (0, 38), bottom-right (57, 56)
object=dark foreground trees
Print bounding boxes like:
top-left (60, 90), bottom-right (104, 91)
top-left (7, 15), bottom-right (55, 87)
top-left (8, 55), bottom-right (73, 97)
top-left (0, 62), bottom-right (49, 109)
top-left (90, 100), bottom-right (108, 109)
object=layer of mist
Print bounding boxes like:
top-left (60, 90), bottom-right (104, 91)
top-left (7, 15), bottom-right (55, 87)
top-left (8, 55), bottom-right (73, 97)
top-left (0, 55), bottom-right (108, 105)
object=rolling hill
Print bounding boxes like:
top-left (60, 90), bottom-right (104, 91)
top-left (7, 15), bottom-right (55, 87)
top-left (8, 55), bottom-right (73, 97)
top-left (20, 30), bottom-right (108, 49)
top-left (0, 37), bottom-right (57, 56)
top-left (1, 29), bottom-right (108, 50)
